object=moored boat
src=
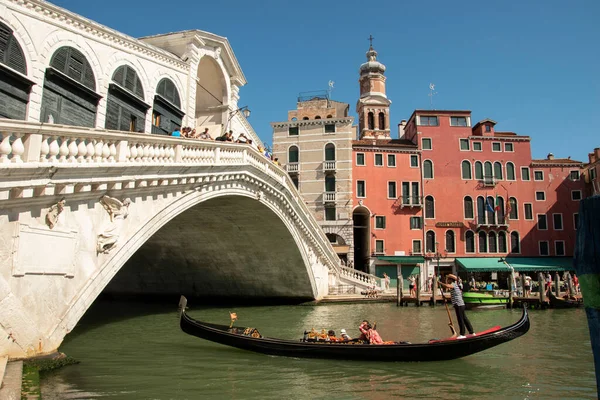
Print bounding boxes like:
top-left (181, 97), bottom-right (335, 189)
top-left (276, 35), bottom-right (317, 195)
top-left (463, 292), bottom-right (510, 310)
top-left (548, 291), bottom-right (582, 309)
top-left (178, 296), bottom-right (530, 362)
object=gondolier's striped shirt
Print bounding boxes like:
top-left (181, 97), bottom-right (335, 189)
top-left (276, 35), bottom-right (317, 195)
top-left (450, 282), bottom-right (465, 307)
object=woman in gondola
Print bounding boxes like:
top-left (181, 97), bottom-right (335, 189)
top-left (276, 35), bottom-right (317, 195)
top-left (358, 321), bottom-right (384, 344)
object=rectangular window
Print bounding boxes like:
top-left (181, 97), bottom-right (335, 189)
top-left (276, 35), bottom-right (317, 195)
top-left (555, 241), bottom-right (565, 256)
top-left (325, 206), bottom-right (336, 221)
top-left (410, 154), bottom-right (419, 167)
top-left (152, 112), bottom-right (161, 126)
top-left (324, 124), bottom-right (335, 133)
top-left (356, 180), bottom-right (366, 198)
top-left (387, 154), bottom-right (396, 167)
top-left (375, 240), bottom-right (384, 254)
top-left (574, 213), bottom-right (579, 230)
top-left (521, 167), bottom-right (530, 181)
top-left (569, 170), bottom-right (580, 181)
top-left (534, 171), bottom-right (544, 181)
top-left (473, 142), bottom-right (482, 151)
top-left (539, 241), bottom-right (549, 256)
top-left (492, 142), bottom-right (502, 152)
top-left (524, 203), bottom-right (533, 220)
top-left (375, 216), bottom-right (386, 229)
top-left (537, 214), bottom-right (548, 230)
top-left (288, 126), bottom-right (299, 135)
top-left (504, 143), bottom-right (514, 152)
top-left (553, 213), bottom-right (563, 230)
top-left (591, 168), bottom-right (597, 180)
top-left (485, 125), bottom-right (491, 132)
top-left (419, 116), bottom-right (438, 126)
top-left (412, 240), bottom-right (422, 254)
top-left (422, 138), bottom-right (432, 150)
top-left (375, 153), bottom-right (383, 166)
top-left (410, 216), bottom-right (422, 229)
top-left (536, 191), bottom-right (546, 201)
top-left (571, 190), bottom-right (582, 201)
top-left (356, 153), bottom-right (365, 166)
top-left (388, 181), bottom-right (397, 199)
top-left (459, 139), bottom-right (469, 151)
top-left (450, 116), bottom-right (467, 126)
top-left (129, 116), bottom-right (137, 132)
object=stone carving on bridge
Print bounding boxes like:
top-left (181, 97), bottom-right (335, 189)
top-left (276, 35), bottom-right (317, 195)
top-left (256, 190), bottom-right (264, 201)
top-left (97, 196), bottom-right (131, 254)
top-left (45, 198), bottom-right (66, 229)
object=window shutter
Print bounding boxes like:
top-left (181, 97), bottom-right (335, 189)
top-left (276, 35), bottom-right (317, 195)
top-left (50, 47), bottom-right (68, 74)
top-left (112, 66), bottom-right (125, 86)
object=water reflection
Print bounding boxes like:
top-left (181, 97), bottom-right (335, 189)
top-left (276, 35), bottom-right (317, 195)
top-left (41, 301), bottom-right (596, 400)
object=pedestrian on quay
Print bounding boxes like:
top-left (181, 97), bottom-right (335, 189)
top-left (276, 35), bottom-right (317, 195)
top-left (438, 274), bottom-right (475, 339)
top-left (383, 273), bottom-right (390, 290)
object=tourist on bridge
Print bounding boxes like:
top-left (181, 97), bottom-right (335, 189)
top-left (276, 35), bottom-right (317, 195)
top-left (439, 274), bottom-right (475, 339)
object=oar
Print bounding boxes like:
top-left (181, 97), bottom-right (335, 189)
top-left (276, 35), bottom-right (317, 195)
top-left (439, 285), bottom-right (457, 337)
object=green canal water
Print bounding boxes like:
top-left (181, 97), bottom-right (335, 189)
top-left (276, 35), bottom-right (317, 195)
top-left (41, 299), bottom-right (597, 400)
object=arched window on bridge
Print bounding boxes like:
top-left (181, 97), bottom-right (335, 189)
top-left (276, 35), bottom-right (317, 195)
top-left (151, 78), bottom-right (184, 135)
top-left (0, 22), bottom-right (32, 120)
top-left (105, 65), bottom-right (149, 132)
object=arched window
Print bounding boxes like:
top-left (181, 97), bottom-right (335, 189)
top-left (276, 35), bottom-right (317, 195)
top-left (152, 78), bottom-right (184, 135)
top-left (461, 160), bottom-right (472, 179)
top-left (291, 117), bottom-right (298, 121)
top-left (510, 231), bottom-right (520, 253)
top-left (425, 195), bottom-right (435, 218)
top-left (445, 230), bottom-right (455, 253)
top-left (0, 22), bottom-right (31, 120)
top-left (506, 162), bottom-right (516, 180)
top-left (487, 196), bottom-right (496, 224)
top-left (302, 116), bottom-right (309, 120)
top-left (105, 65), bottom-right (148, 132)
top-left (378, 112), bottom-right (385, 130)
top-left (509, 197), bottom-right (518, 220)
top-left (367, 112), bottom-right (374, 130)
top-left (464, 196), bottom-right (474, 219)
top-left (484, 161), bottom-right (493, 179)
top-left (41, 46), bottom-right (100, 127)
top-left (475, 161), bottom-right (483, 180)
top-left (494, 162), bottom-right (503, 180)
top-left (326, 114), bottom-right (333, 118)
top-left (496, 196), bottom-right (505, 223)
top-left (488, 231), bottom-right (497, 253)
top-left (325, 175), bottom-right (336, 192)
top-left (465, 231), bottom-right (475, 253)
top-left (325, 143), bottom-right (335, 161)
top-left (479, 231), bottom-right (488, 253)
top-left (423, 160), bottom-right (434, 179)
top-left (288, 145), bottom-right (299, 163)
top-left (477, 196), bottom-right (486, 225)
top-left (315, 115), bottom-right (321, 119)
top-left (498, 232), bottom-right (507, 253)
top-left (426, 231), bottom-right (436, 253)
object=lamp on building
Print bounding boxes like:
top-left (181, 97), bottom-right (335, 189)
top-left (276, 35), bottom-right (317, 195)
top-left (224, 106), bottom-right (251, 134)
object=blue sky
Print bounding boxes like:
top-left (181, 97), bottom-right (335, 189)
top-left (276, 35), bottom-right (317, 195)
top-left (53, 0), bottom-right (599, 162)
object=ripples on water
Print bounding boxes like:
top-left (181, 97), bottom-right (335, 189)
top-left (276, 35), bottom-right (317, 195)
top-left (41, 300), bottom-right (597, 400)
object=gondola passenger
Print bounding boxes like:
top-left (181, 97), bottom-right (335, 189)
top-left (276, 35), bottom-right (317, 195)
top-left (358, 321), bottom-right (384, 344)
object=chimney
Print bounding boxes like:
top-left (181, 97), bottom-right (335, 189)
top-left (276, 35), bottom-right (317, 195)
top-left (595, 148), bottom-right (600, 158)
top-left (547, 153), bottom-right (554, 160)
top-left (398, 120), bottom-right (407, 139)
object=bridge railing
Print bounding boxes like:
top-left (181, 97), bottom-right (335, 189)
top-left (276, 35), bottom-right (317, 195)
top-left (339, 265), bottom-right (382, 289)
top-left (0, 120), bottom-right (341, 273)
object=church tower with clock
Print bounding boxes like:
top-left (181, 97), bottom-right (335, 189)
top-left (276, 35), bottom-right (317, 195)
top-left (356, 37), bottom-right (391, 139)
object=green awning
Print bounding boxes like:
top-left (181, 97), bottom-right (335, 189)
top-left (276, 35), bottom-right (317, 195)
top-left (505, 257), bottom-right (573, 272)
top-left (456, 257), bottom-right (511, 272)
top-left (377, 256), bottom-right (425, 264)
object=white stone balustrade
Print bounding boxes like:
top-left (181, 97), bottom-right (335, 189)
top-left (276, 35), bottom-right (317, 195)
top-left (339, 265), bottom-right (382, 288)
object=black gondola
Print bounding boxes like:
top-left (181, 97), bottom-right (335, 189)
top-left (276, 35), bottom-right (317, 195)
top-left (178, 296), bottom-right (530, 362)
top-left (548, 291), bottom-right (582, 309)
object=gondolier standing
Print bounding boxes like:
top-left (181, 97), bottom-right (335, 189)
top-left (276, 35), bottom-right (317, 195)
top-left (439, 274), bottom-right (475, 339)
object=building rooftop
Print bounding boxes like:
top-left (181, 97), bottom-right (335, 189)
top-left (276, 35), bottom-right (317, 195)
top-left (353, 138), bottom-right (417, 149)
top-left (531, 158), bottom-right (583, 166)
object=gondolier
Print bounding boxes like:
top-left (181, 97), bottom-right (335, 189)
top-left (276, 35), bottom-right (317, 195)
top-left (439, 274), bottom-right (475, 339)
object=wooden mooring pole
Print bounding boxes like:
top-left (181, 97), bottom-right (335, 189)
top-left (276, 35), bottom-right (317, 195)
top-left (538, 272), bottom-right (545, 306)
top-left (416, 273), bottom-right (421, 307)
top-left (396, 269), bottom-right (403, 307)
top-left (554, 272), bottom-right (561, 297)
top-left (431, 275), bottom-right (437, 307)
top-left (574, 196), bottom-right (600, 395)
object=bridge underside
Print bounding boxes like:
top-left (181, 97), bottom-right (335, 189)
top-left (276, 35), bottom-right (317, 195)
top-left (104, 196), bottom-right (315, 302)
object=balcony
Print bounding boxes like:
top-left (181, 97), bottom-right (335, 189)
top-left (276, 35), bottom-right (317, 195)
top-left (400, 195), bottom-right (423, 208)
top-left (286, 162), bottom-right (299, 173)
top-left (480, 176), bottom-right (497, 187)
top-left (476, 214), bottom-right (508, 229)
top-left (323, 191), bottom-right (336, 203)
top-left (323, 160), bottom-right (336, 172)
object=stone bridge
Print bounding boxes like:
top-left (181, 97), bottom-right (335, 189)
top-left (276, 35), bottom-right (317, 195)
top-left (0, 120), bottom-right (375, 359)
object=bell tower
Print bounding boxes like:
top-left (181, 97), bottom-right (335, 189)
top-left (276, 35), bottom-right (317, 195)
top-left (356, 35), bottom-right (391, 139)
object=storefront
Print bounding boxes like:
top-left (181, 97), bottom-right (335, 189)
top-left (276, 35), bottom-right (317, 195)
top-left (375, 256), bottom-right (425, 288)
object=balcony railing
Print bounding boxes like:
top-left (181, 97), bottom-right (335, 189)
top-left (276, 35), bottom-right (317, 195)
top-left (476, 214), bottom-right (508, 228)
top-left (480, 176), bottom-right (497, 187)
top-left (400, 195), bottom-right (423, 208)
top-left (323, 160), bottom-right (336, 171)
top-left (323, 191), bottom-right (336, 202)
top-left (286, 162), bottom-right (299, 173)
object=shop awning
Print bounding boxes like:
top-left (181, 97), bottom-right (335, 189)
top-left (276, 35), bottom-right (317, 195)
top-left (376, 256), bottom-right (425, 264)
top-left (333, 245), bottom-right (350, 254)
top-left (456, 257), bottom-right (512, 272)
top-left (505, 257), bottom-right (573, 272)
